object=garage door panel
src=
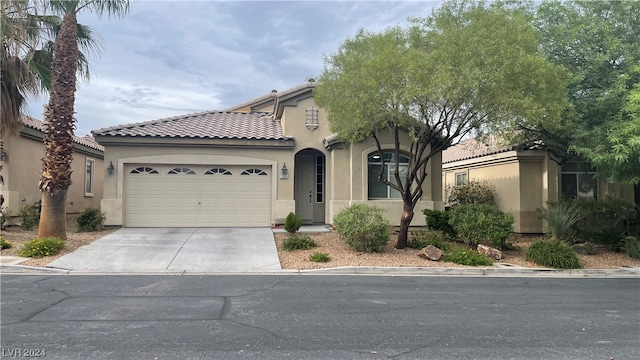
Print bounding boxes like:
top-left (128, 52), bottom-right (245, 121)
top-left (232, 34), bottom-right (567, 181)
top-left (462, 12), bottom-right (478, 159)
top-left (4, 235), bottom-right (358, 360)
top-left (125, 164), bottom-right (271, 227)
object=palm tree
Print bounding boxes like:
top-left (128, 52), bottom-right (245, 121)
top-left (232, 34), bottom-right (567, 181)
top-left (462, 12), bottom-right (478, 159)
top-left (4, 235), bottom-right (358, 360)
top-left (38, 0), bottom-right (130, 239)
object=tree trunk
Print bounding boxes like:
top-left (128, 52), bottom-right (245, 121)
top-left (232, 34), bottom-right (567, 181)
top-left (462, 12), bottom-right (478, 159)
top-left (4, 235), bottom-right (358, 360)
top-left (38, 11), bottom-right (78, 239)
top-left (38, 189), bottom-right (68, 240)
top-left (395, 201), bottom-right (415, 249)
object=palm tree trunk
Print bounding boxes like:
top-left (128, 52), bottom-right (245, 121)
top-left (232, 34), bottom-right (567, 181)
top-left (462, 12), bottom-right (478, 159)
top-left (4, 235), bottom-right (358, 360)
top-left (38, 11), bottom-right (78, 240)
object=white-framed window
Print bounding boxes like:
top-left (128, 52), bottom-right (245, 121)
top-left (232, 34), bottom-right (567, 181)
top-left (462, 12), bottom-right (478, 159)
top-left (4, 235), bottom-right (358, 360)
top-left (561, 162), bottom-right (598, 200)
top-left (367, 151), bottom-right (409, 199)
top-left (316, 155), bottom-right (324, 203)
top-left (305, 106), bottom-right (319, 131)
top-left (85, 158), bottom-right (95, 196)
top-left (455, 172), bottom-right (468, 186)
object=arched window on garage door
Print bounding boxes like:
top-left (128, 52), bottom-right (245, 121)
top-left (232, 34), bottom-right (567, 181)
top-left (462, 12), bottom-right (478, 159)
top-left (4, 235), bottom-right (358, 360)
top-left (241, 168), bottom-right (267, 175)
top-left (130, 167), bottom-right (159, 174)
top-left (205, 168), bottom-right (232, 175)
top-left (168, 167), bottom-right (196, 175)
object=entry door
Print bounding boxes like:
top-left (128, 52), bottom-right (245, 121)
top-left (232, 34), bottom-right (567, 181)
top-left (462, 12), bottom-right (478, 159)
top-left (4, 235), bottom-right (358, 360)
top-left (295, 159), bottom-right (314, 224)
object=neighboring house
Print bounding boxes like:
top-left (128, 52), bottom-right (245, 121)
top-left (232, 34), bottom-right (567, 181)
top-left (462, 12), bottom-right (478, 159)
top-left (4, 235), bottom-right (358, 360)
top-left (0, 115), bottom-right (105, 224)
top-left (442, 137), bottom-right (636, 233)
top-left (93, 80), bottom-right (443, 227)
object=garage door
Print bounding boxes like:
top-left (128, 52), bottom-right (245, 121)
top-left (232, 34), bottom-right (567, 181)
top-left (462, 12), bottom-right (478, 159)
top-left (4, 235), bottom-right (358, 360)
top-left (125, 165), bottom-right (271, 227)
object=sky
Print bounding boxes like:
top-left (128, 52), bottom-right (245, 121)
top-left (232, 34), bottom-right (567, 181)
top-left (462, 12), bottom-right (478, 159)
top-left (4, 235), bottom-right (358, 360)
top-left (25, 0), bottom-right (441, 136)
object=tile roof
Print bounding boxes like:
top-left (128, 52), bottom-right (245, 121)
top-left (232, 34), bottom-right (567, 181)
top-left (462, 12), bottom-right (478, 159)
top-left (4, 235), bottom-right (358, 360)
top-left (442, 137), bottom-right (513, 164)
top-left (21, 115), bottom-right (104, 152)
top-left (92, 110), bottom-right (289, 140)
top-left (223, 79), bottom-right (318, 112)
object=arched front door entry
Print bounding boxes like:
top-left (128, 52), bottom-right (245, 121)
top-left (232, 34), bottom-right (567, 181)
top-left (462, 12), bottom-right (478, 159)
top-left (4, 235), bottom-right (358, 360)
top-left (294, 149), bottom-right (325, 224)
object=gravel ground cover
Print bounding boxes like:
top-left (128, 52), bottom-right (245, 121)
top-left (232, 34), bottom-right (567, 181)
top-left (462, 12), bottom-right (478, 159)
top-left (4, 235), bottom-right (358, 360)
top-left (2, 226), bottom-right (639, 269)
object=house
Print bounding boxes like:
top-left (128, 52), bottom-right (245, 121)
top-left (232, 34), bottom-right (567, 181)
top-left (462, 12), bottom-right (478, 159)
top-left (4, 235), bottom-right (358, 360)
top-left (0, 115), bottom-right (105, 223)
top-left (93, 80), bottom-right (443, 227)
top-left (442, 137), bottom-right (636, 233)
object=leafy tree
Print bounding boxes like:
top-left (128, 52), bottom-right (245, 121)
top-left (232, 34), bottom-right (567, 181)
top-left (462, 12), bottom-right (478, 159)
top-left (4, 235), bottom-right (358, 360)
top-left (529, 0), bottom-right (640, 183)
top-left (38, 0), bottom-right (130, 239)
top-left (315, 1), bottom-right (567, 248)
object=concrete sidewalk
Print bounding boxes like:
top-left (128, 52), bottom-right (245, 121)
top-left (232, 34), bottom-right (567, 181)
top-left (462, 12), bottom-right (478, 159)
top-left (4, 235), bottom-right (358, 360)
top-left (45, 228), bottom-right (281, 272)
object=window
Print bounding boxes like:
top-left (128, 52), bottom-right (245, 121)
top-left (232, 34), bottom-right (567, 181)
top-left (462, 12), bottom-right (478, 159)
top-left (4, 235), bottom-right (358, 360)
top-left (316, 155), bottom-right (324, 203)
top-left (241, 168), bottom-right (267, 175)
top-left (367, 152), bottom-right (409, 199)
top-left (168, 167), bottom-right (196, 175)
top-left (455, 172), bottom-right (468, 186)
top-left (205, 168), bottom-right (232, 175)
top-left (130, 167), bottom-right (159, 174)
top-left (561, 162), bottom-right (597, 200)
top-left (85, 158), bottom-right (95, 196)
top-left (305, 106), bottom-right (319, 131)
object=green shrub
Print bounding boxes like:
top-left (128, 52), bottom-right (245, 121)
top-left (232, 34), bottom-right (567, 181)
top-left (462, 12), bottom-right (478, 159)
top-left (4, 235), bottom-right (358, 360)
top-left (75, 208), bottom-right (105, 232)
top-left (284, 212), bottom-right (302, 234)
top-left (423, 209), bottom-right (456, 238)
top-left (537, 201), bottom-right (584, 242)
top-left (18, 237), bottom-right (65, 258)
top-left (623, 236), bottom-right (640, 259)
top-left (309, 252), bottom-right (330, 262)
top-left (1, 237), bottom-right (12, 249)
top-left (571, 197), bottom-right (638, 250)
top-left (443, 247), bottom-right (493, 266)
top-left (1, 207), bottom-right (10, 230)
top-left (282, 234), bottom-right (317, 251)
top-left (525, 239), bottom-right (581, 269)
top-left (448, 204), bottom-right (513, 249)
top-left (408, 231), bottom-right (452, 252)
top-left (333, 204), bottom-right (391, 253)
top-left (18, 203), bottom-right (40, 230)
top-left (446, 180), bottom-right (496, 206)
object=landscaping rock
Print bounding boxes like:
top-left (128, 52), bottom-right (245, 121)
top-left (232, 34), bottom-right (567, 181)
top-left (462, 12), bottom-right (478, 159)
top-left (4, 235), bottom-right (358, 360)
top-left (571, 243), bottom-right (597, 255)
top-left (477, 244), bottom-right (502, 260)
top-left (418, 245), bottom-right (443, 261)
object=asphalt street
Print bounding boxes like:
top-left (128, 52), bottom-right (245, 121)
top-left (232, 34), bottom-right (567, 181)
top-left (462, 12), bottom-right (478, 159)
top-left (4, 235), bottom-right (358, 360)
top-left (1, 275), bottom-right (638, 360)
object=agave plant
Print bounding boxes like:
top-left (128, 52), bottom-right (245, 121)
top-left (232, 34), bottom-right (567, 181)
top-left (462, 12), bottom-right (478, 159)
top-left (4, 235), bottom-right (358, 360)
top-left (537, 201), bottom-right (584, 243)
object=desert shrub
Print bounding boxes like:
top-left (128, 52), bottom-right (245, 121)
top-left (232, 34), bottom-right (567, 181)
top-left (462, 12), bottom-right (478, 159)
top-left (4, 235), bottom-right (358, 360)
top-left (572, 197), bottom-right (638, 250)
top-left (525, 239), bottom-right (581, 269)
top-left (1, 236), bottom-right (12, 249)
top-left (423, 209), bottom-right (456, 239)
top-left (408, 231), bottom-right (452, 252)
top-left (309, 252), bottom-right (330, 262)
top-left (18, 203), bottom-right (40, 230)
top-left (75, 208), bottom-right (105, 232)
top-left (537, 201), bottom-right (584, 242)
top-left (18, 237), bottom-right (65, 258)
top-left (446, 180), bottom-right (496, 206)
top-left (282, 234), bottom-right (317, 251)
top-left (333, 204), bottom-right (391, 253)
top-left (1, 207), bottom-right (10, 230)
top-left (448, 204), bottom-right (513, 249)
top-left (443, 247), bottom-right (493, 266)
top-left (623, 236), bottom-right (640, 259)
top-left (284, 212), bottom-right (302, 234)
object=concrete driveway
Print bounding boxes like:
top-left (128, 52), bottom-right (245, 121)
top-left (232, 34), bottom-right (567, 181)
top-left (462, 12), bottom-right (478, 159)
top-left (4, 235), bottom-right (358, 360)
top-left (46, 228), bottom-right (281, 272)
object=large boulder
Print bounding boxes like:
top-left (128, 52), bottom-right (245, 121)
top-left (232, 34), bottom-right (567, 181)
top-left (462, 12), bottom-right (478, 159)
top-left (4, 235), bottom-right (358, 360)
top-left (418, 245), bottom-right (443, 261)
top-left (477, 244), bottom-right (502, 260)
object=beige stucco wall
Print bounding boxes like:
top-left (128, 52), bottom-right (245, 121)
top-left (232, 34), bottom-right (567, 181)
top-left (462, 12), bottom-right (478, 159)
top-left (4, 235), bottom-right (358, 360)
top-left (0, 132), bottom-right (104, 224)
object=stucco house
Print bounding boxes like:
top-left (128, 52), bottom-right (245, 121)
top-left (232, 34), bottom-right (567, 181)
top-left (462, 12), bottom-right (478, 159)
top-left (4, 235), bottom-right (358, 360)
top-left (0, 115), bottom-right (105, 223)
top-left (93, 80), bottom-right (443, 227)
top-left (442, 137), bottom-right (637, 233)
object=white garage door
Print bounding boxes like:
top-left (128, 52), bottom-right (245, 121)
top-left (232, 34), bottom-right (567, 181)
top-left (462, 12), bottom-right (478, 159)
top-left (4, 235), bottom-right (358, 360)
top-left (125, 165), bottom-right (271, 227)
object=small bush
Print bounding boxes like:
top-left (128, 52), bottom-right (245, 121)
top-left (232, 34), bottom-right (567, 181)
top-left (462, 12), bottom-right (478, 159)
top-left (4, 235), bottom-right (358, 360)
top-left (333, 204), bottom-right (391, 253)
top-left (408, 231), bottom-right (452, 252)
top-left (1, 237), bottom-right (13, 249)
top-left (423, 209), bottom-right (456, 239)
top-left (449, 204), bottom-right (514, 249)
top-left (572, 197), bottom-right (638, 249)
top-left (284, 212), bottom-right (302, 234)
top-left (309, 252), bottom-right (330, 263)
top-left (18, 203), bottom-right (40, 230)
top-left (525, 239), bottom-right (581, 269)
top-left (282, 234), bottom-right (317, 251)
top-left (623, 236), bottom-right (640, 259)
top-left (537, 201), bottom-right (584, 242)
top-left (446, 180), bottom-right (496, 206)
top-left (18, 237), bottom-right (65, 258)
top-left (75, 207), bottom-right (105, 232)
top-left (1, 207), bottom-right (10, 230)
top-left (443, 247), bottom-right (493, 266)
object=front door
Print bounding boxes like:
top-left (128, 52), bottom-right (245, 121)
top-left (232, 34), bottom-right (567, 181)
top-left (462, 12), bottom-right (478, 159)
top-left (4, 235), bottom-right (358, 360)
top-left (294, 157), bottom-right (314, 224)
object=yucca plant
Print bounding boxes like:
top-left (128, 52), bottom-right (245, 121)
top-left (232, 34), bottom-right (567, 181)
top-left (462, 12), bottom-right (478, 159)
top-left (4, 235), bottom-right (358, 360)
top-left (537, 201), bottom-right (584, 243)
